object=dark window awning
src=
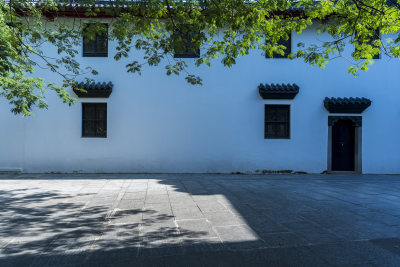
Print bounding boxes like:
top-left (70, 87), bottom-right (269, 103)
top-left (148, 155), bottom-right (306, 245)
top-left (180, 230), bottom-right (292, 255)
top-left (258, 83), bottom-right (299, 99)
top-left (324, 97), bottom-right (371, 114)
top-left (73, 82), bottom-right (113, 98)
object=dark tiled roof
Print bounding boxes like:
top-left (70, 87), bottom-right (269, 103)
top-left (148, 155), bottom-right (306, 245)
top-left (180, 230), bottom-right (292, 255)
top-left (9, 1), bottom-right (307, 18)
top-left (324, 97), bottom-right (371, 114)
top-left (258, 83), bottom-right (299, 99)
top-left (10, 0), bottom-right (309, 9)
top-left (73, 81), bottom-right (113, 98)
top-left (49, 0), bottom-right (125, 8)
top-left (8, 0), bottom-right (119, 6)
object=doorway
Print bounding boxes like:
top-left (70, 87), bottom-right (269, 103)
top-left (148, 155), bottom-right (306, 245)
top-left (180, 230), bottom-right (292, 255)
top-left (328, 116), bottom-right (362, 173)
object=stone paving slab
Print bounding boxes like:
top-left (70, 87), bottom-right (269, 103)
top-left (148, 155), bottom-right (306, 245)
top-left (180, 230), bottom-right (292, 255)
top-left (1, 173), bottom-right (400, 266)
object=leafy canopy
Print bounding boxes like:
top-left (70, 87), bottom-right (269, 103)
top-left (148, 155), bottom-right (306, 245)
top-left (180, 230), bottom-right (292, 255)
top-left (1, 0), bottom-right (399, 116)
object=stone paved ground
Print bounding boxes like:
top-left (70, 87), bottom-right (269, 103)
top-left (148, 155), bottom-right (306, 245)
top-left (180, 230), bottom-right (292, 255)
top-left (1, 173), bottom-right (400, 266)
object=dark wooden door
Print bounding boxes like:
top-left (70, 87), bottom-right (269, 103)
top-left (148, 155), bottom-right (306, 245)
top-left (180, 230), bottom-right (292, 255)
top-left (332, 120), bottom-right (355, 171)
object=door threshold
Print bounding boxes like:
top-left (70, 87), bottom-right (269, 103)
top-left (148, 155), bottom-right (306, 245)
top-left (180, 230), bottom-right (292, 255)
top-left (327, 171), bottom-right (361, 174)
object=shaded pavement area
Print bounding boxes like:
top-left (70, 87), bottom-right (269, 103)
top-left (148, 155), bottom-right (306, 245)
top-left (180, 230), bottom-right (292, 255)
top-left (1, 173), bottom-right (400, 266)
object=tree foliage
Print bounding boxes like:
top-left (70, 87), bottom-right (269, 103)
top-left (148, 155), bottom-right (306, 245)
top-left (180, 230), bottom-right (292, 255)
top-left (0, 0), bottom-right (399, 116)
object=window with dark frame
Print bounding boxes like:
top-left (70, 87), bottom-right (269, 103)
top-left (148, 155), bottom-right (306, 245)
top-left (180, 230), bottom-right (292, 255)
top-left (83, 23), bottom-right (108, 57)
top-left (266, 33), bottom-right (292, 59)
top-left (372, 28), bottom-right (381, 59)
top-left (264, 105), bottom-right (290, 139)
top-left (82, 103), bottom-right (107, 138)
top-left (354, 28), bottom-right (380, 60)
top-left (173, 31), bottom-right (200, 58)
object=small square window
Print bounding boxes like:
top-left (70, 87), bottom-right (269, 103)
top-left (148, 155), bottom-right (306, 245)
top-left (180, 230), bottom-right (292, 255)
top-left (82, 103), bottom-right (107, 137)
top-left (264, 105), bottom-right (290, 139)
top-left (83, 23), bottom-right (108, 57)
top-left (266, 33), bottom-right (292, 59)
top-left (173, 31), bottom-right (200, 58)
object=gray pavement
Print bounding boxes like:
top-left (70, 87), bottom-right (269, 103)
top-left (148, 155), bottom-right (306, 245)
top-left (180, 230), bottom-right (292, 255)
top-left (1, 173), bottom-right (400, 266)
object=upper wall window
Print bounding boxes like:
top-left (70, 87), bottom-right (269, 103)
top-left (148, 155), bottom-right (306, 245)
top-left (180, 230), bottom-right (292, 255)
top-left (266, 33), bottom-right (292, 59)
top-left (173, 31), bottom-right (200, 58)
top-left (369, 29), bottom-right (381, 59)
top-left (82, 103), bottom-right (107, 138)
top-left (356, 29), bottom-right (380, 60)
top-left (83, 23), bottom-right (108, 57)
top-left (264, 105), bottom-right (290, 139)
top-left (372, 30), bottom-right (381, 59)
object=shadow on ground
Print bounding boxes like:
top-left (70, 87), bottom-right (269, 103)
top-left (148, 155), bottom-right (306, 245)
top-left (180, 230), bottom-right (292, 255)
top-left (1, 173), bottom-right (400, 266)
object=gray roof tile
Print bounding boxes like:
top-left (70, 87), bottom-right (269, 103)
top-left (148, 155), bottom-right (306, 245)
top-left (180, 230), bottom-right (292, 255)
top-left (258, 83), bottom-right (299, 99)
top-left (324, 97), bottom-right (371, 113)
top-left (73, 81), bottom-right (113, 98)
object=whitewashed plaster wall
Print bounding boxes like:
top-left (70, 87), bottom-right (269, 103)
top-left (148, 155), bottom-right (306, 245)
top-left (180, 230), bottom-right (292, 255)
top-left (1, 22), bottom-right (399, 173)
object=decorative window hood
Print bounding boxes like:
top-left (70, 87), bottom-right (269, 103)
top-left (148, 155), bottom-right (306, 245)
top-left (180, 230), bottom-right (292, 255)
top-left (258, 83), bottom-right (299, 99)
top-left (324, 97), bottom-right (371, 114)
top-left (73, 82), bottom-right (113, 98)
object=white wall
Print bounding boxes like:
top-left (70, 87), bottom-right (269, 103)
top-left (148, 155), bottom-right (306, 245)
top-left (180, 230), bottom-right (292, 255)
top-left (0, 100), bottom-right (24, 172)
top-left (1, 23), bottom-right (400, 173)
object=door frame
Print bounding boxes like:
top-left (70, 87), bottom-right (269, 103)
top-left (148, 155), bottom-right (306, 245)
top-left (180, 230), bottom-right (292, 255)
top-left (327, 116), bottom-right (362, 173)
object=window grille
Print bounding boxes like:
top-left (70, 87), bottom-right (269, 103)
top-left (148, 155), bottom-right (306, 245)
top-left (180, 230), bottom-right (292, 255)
top-left (82, 103), bottom-right (107, 137)
top-left (83, 24), bottom-right (108, 57)
top-left (264, 105), bottom-right (290, 139)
